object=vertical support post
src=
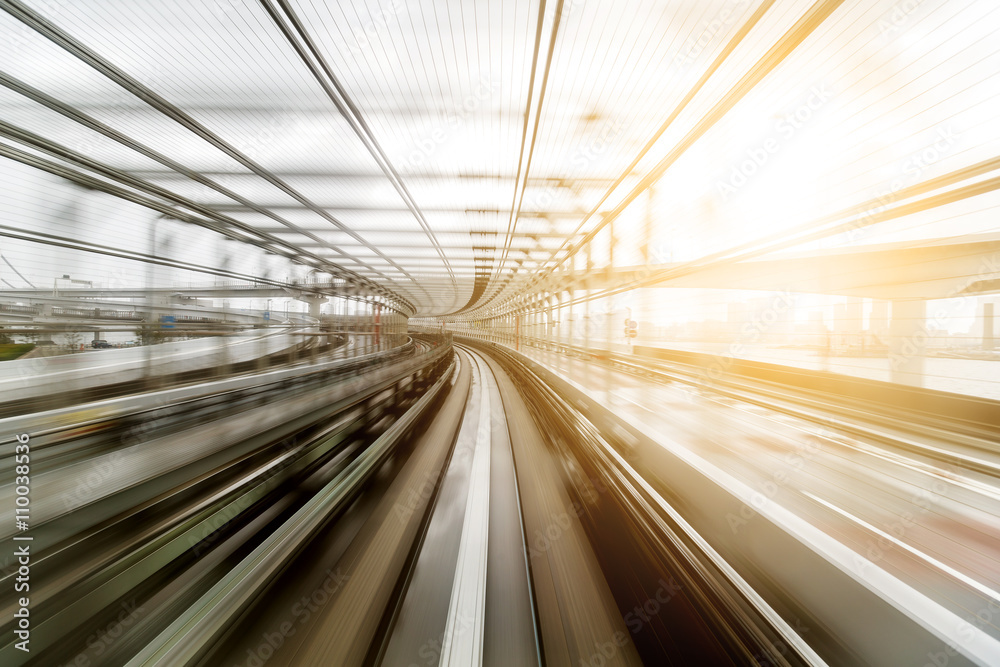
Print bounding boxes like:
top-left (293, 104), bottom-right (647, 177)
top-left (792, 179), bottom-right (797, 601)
top-left (566, 248), bottom-right (575, 351)
top-left (145, 217), bottom-right (158, 385)
top-left (869, 299), bottom-right (889, 348)
top-left (889, 299), bottom-right (927, 386)
top-left (607, 218), bottom-right (615, 355)
top-left (555, 292), bottom-right (562, 356)
top-left (984, 302), bottom-right (995, 350)
top-left (606, 219), bottom-right (615, 389)
top-left (640, 186), bottom-right (655, 354)
top-left (584, 242), bottom-right (592, 354)
top-left (369, 299), bottom-right (375, 353)
top-left (220, 298), bottom-right (231, 376)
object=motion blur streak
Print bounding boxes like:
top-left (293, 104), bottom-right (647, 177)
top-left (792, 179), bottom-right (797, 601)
top-left (1, 1), bottom-right (999, 666)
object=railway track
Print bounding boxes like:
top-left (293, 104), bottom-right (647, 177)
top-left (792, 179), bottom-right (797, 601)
top-left (1, 336), bottom-right (829, 666)
top-left (0, 336), bottom-right (450, 665)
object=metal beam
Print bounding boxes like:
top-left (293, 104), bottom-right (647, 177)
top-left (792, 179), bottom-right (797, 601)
top-left (0, 0), bottom-right (429, 308)
top-left (128, 170), bottom-right (619, 184)
top-left (256, 228), bottom-right (581, 239)
top-left (205, 205), bottom-right (585, 215)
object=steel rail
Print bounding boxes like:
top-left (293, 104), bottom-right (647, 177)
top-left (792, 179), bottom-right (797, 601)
top-left (473, 339), bottom-right (825, 666)
top-left (124, 348), bottom-right (455, 666)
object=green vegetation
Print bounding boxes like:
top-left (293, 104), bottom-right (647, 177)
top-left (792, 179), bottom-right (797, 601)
top-left (135, 321), bottom-right (165, 346)
top-left (0, 344), bottom-right (35, 361)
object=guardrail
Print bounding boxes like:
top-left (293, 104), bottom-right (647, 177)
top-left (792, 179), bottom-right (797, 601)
top-left (462, 335), bottom-right (997, 667)
top-left (50, 307), bottom-right (143, 321)
top-left (515, 337), bottom-right (1000, 441)
top-left (0, 304), bottom-right (39, 316)
top-left (0, 336), bottom-right (454, 664)
top-left (633, 344), bottom-right (1000, 438)
top-left (0, 336), bottom-right (416, 449)
top-left (0, 330), bottom-right (322, 415)
top-left (470, 338), bottom-right (822, 666)
top-left (121, 343), bottom-right (456, 667)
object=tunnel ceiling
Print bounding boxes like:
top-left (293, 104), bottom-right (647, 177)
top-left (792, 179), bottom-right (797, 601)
top-left (2, 0), bottom-right (998, 317)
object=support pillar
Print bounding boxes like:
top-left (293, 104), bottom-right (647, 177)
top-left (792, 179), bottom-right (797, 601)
top-left (984, 302), bottom-right (995, 351)
top-left (870, 300), bottom-right (890, 348)
top-left (640, 187), bottom-right (655, 354)
top-left (297, 294), bottom-right (328, 321)
top-left (889, 299), bottom-right (927, 386)
top-left (567, 250), bottom-right (576, 350)
top-left (584, 243), bottom-right (592, 353)
top-left (605, 220), bottom-right (615, 389)
top-left (555, 292), bottom-right (562, 353)
top-left (847, 297), bottom-right (863, 349)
